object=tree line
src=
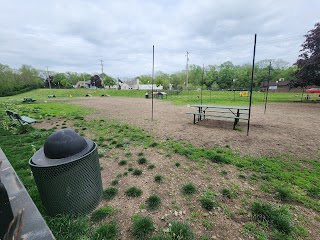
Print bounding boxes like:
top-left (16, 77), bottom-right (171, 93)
top-left (137, 59), bottom-right (297, 91)
top-left (0, 59), bottom-right (297, 96)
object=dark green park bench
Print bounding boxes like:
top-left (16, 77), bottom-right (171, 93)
top-left (5, 110), bottom-right (37, 125)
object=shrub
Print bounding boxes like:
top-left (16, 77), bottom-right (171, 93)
top-left (103, 187), bottom-right (118, 200)
top-left (154, 175), bottom-right (163, 183)
top-left (138, 157), bottom-right (147, 164)
top-left (125, 187), bottom-right (143, 197)
top-left (146, 194), bottom-right (161, 211)
top-left (175, 162), bottom-right (181, 167)
top-left (199, 197), bottom-right (216, 211)
top-left (92, 221), bottom-right (118, 240)
top-left (91, 206), bottom-right (114, 222)
top-left (132, 216), bottom-right (155, 239)
top-left (132, 169), bottom-right (143, 176)
top-left (182, 183), bottom-right (197, 195)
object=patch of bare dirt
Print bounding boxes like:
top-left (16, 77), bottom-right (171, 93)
top-left (37, 97), bottom-right (320, 239)
top-left (68, 97), bottom-right (320, 160)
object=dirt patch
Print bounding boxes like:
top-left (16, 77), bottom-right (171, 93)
top-left (68, 97), bottom-right (320, 160)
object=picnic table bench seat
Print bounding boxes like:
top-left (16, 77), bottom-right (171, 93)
top-left (5, 110), bottom-right (37, 125)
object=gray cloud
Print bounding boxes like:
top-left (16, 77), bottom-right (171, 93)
top-left (0, 0), bottom-right (319, 77)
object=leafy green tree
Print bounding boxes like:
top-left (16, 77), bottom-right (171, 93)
top-left (218, 61), bottom-right (235, 89)
top-left (188, 64), bottom-right (203, 88)
top-left (104, 75), bottom-right (116, 88)
top-left (203, 65), bottom-right (218, 89)
top-left (137, 75), bottom-right (152, 84)
top-left (294, 22), bottom-right (320, 87)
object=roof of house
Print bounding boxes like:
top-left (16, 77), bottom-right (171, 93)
top-left (260, 80), bottom-right (290, 87)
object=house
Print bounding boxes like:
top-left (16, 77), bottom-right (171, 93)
top-left (260, 79), bottom-right (290, 92)
top-left (73, 81), bottom-right (90, 88)
top-left (110, 78), bottom-right (163, 90)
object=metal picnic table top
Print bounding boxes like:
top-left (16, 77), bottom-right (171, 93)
top-left (190, 105), bottom-right (249, 111)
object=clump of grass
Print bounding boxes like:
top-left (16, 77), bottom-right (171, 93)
top-left (146, 194), bottom-right (161, 211)
top-left (115, 143), bottom-right (124, 148)
top-left (47, 215), bottom-right (90, 240)
top-left (103, 187), bottom-right (118, 200)
top-left (132, 216), bottom-right (155, 239)
top-left (220, 170), bottom-right (228, 175)
top-left (148, 164), bottom-right (155, 169)
top-left (123, 171), bottom-right (128, 176)
top-left (116, 173), bottom-right (123, 178)
top-left (238, 174), bottom-right (247, 179)
top-left (154, 175), bottom-right (163, 183)
top-left (125, 152), bottom-right (132, 157)
top-left (199, 197), bottom-right (216, 211)
top-left (307, 186), bottom-right (320, 198)
top-left (91, 206), bottom-right (114, 222)
top-left (128, 167), bottom-right (133, 171)
top-left (138, 157), bottom-right (147, 164)
top-left (175, 162), bottom-right (181, 167)
top-left (182, 182), bottom-right (197, 195)
top-left (125, 187), bottom-right (143, 197)
top-left (132, 169), bottom-right (143, 176)
top-left (250, 201), bottom-right (292, 235)
top-left (149, 142), bottom-right (158, 147)
top-left (137, 152), bottom-right (144, 156)
top-left (168, 221), bottom-right (194, 240)
top-left (111, 180), bottom-right (118, 186)
top-left (220, 188), bottom-right (232, 198)
top-left (118, 160), bottom-right (127, 166)
top-left (208, 153), bottom-right (231, 164)
top-left (275, 187), bottom-right (292, 202)
top-left (92, 221), bottom-right (118, 240)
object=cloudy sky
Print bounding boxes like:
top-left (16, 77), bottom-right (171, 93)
top-left (0, 0), bottom-right (319, 77)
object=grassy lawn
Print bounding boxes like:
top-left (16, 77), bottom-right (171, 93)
top-left (2, 88), bottom-right (309, 106)
top-left (0, 89), bottom-right (319, 239)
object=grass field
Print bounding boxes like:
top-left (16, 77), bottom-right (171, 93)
top-left (3, 88), bottom-right (312, 106)
top-left (0, 89), bottom-right (319, 239)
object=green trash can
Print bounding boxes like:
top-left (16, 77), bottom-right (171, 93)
top-left (29, 129), bottom-right (102, 216)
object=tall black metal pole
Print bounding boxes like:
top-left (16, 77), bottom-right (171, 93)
top-left (152, 45), bottom-right (154, 121)
top-left (247, 34), bottom-right (257, 136)
top-left (201, 64), bottom-right (204, 105)
top-left (264, 61), bottom-right (271, 114)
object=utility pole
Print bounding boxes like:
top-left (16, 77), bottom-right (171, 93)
top-left (46, 66), bottom-right (51, 89)
top-left (99, 60), bottom-right (104, 74)
top-left (185, 51), bottom-right (189, 89)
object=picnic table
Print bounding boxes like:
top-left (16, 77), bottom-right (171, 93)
top-left (22, 98), bottom-right (36, 103)
top-left (187, 105), bottom-right (249, 129)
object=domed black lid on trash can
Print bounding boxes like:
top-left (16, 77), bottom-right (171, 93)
top-left (31, 128), bottom-right (94, 166)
